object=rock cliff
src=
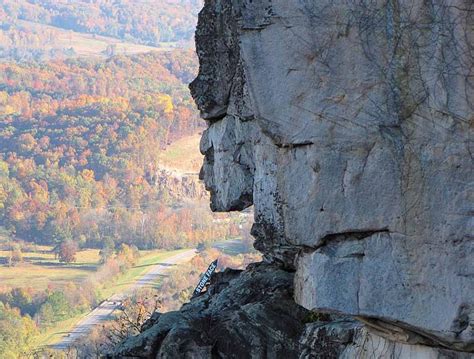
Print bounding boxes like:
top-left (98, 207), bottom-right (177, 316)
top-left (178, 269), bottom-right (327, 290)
top-left (114, 264), bottom-right (472, 358)
top-left (114, 0), bottom-right (473, 357)
top-left (153, 166), bottom-right (208, 201)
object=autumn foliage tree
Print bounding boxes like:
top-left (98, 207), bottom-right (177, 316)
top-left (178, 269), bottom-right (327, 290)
top-left (0, 0), bottom-right (204, 62)
top-left (56, 240), bottom-right (78, 263)
top-left (0, 50), bottom-right (207, 251)
top-left (0, 302), bottom-right (38, 358)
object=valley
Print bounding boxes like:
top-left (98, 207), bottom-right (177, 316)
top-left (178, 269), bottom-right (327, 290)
top-left (0, 2), bottom-right (257, 357)
top-left (10, 20), bottom-right (174, 60)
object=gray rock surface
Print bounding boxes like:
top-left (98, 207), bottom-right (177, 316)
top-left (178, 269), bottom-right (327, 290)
top-left (340, 328), bottom-right (474, 359)
top-left (112, 264), bottom-right (310, 358)
top-left (191, 0), bottom-right (473, 355)
top-left (301, 320), bottom-right (474, 359)
top-left (112, 265), bottom-right (472, 358)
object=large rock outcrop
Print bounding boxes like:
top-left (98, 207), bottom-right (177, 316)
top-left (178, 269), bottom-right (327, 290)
top-left (114, 0), bottom-right (473, 357)
top-left (113, 264), bottom-right (312, 358)
top-left (114, 264), bottom-right (473, 358)
top-left (190, 0), bottom-right (473, 355)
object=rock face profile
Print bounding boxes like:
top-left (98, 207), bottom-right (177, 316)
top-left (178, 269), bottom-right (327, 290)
top-left (114, 0), bottom-right (473, 357)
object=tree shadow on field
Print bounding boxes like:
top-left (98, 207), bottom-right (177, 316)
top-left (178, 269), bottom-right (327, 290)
top-left (133, 262), bottom-right (176, 269)
top-left (35, 262), bottom-right (98, 271)
top-left (22, 256), bottom-right (53, 261)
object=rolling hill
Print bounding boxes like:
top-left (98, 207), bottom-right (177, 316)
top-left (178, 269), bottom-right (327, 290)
top-left (0, 0), bottom-right (203, 61)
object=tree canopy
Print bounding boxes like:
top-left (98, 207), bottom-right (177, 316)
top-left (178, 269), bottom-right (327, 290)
top-left (0, 50), bottom-right (207, 249)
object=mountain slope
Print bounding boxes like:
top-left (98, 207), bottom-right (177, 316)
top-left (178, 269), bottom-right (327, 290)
top-left (0, 0), bottom-right (203, 61)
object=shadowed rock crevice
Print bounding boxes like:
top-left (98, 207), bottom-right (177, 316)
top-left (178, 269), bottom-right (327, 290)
top-left (300, 229), bottom-right (391, 253)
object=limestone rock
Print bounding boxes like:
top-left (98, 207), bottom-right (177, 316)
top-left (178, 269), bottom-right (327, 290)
top-left (189, 0), bottom-right (239, 121)
top-left (340, 329), bottom-right (474, 359)
top-left (112, 265), bottom-right (472, 358)
top-left (299, 319), bottom-right (362, 358)
top-left (191, 0), bottom-right (474, 354)
top-left (154, 167), bottom-right (207, 201)
top-left (199, 115), bottom-right (256, 211)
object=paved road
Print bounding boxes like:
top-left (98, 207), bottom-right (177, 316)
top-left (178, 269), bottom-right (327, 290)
top-left (51, 249), bottom-right (197, 350)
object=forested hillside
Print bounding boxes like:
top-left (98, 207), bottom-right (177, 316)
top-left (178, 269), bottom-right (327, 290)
top-left (1, 0), bottom-right (202, 44)
top-left (0, 2), bottom-right (258, 356)
top-left (0, 0), bottom-right (203, 61)
top-left (0, 50), bottom-right (218, 250)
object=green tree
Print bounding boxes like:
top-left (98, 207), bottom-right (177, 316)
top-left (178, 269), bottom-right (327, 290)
top-left (0, 302), bottom-right (38, 358)
top-left (0, 160), bottom-right (8, 177)
top-left (99, 236), bottom-right (115, 264)
top-left (38, 302), bottom-right (55, 326)
top-left (40, 291), bottom-right (69, 323)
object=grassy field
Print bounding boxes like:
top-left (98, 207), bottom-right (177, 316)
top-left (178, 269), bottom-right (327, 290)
top-left (158, 133), bottom-right (203, 174)
top-left (0, 245), bottom-right (101, 291)
top-left (33, 312), bottom-right (89, 349)
top-left (212, 239), bottom-right (251, 256)
top-left (0, 245), bottom-right (186, 293)
top-left (0, 237), bottom-right (193, 349)
top-left (27, 248), bottom-right (189, 347)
